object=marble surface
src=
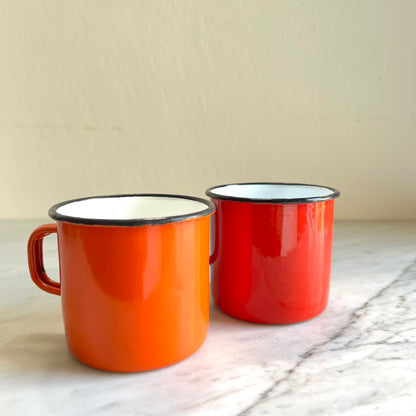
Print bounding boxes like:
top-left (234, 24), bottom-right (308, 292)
top-left (1, 220), bottom-right (415, 415)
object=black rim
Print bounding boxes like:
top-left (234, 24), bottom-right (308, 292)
top-left (49, 193), bottom-right (216, 226)
top-left (205, 182), bottom-right (340, 204)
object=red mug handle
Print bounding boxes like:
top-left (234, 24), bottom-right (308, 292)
top-left (27, 224), bottom-right (61, 296)
top-left (209, 212), bottom-right (218, 265)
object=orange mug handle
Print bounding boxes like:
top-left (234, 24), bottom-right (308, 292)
top-left (27, 224), bottom-right (61, 296)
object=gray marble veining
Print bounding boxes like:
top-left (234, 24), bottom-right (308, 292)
top-left (1, 221), bottom-right (415, 415)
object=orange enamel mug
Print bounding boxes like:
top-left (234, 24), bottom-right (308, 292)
top-left (27, 194), bottom-right (215, 372)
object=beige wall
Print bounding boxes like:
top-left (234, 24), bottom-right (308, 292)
top-left (1, 1), bottom-right (415, 220)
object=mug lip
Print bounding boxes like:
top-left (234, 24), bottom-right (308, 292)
top-left (205, 182), bottom-right (340, 204)
top-left (48, 193), bottom-right (216, 227)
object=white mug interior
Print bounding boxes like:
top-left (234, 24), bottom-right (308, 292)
top-left (208, 183), bottom-right (336, 201)
top-left (55, 195), bottom-right (210, 221)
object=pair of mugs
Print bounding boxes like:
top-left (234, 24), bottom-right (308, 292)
top-left (28, 182), bottom-right (340, 372)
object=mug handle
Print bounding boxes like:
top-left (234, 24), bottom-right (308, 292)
top-left (27, 224), bottom-right (61, 296)
top-left (209, 212), bottom-right (218, 265)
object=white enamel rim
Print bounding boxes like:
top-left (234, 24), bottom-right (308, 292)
top-left (206, 183), bottom-right (340, 204)
top-left (49, 194), bottom-right (215, 226)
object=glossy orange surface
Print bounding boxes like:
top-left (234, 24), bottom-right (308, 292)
top-left (28, 216), bottom-right (211, 372)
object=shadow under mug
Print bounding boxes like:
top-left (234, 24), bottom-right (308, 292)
top-left (206, 183), bottom-right (340, 324)
top-left (27, 194), bottom-right (215, 372)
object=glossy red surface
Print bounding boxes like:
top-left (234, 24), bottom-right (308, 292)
top-left (210, 199), bottom-right (335, 324)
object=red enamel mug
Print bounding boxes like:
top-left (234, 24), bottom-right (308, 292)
top-left (206, 183), bottom-right (340, 324)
